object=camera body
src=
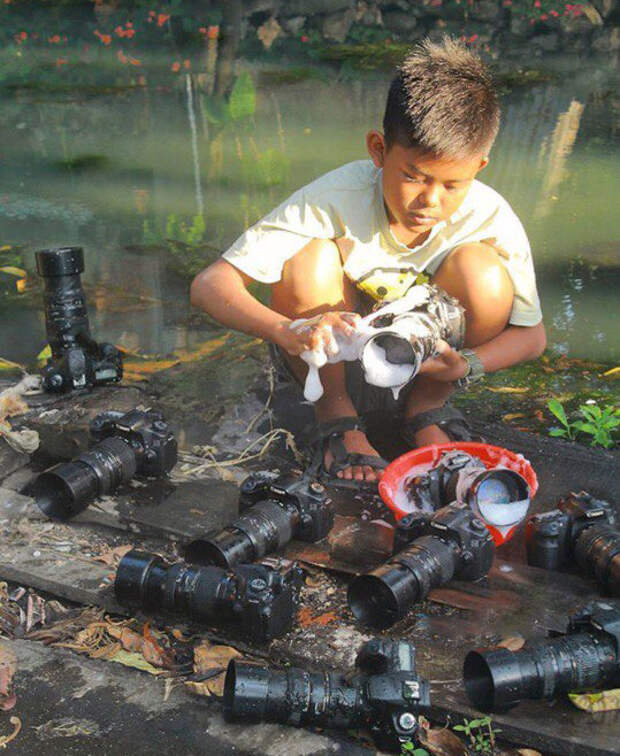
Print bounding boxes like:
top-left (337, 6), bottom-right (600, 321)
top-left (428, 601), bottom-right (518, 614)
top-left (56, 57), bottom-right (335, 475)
top-left (353, 639), bottom-right (431, 750)
top-left (239, 471), bottom-right (332, 543)
top-left (395, 503), bottom-right (495, 582)
top-left (526, 492), bottom-right (616, 570)
top-left (115, 551), bottom-right (302, 643)
top-left (36, 246), bottom-right (123, 392)
top-left (31, 408), bottom-right (177, 520)
top-left (224, 638), bottom-right (430, 751)
top-left (360, 284), bottom-right (465, 386)
top-left (90, 409), bottom-right (178, 478)
top-left (349, 503), bottom-right (495, 628)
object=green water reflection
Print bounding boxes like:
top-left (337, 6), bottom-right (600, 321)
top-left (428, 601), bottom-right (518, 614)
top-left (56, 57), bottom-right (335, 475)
top-left (1, 40), bottom-right (618, 366)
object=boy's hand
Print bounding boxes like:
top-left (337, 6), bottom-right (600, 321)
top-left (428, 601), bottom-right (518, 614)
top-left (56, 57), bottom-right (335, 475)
top-left (273, 312), bottom-right (360, 356)
top-left (419, 339), bottom-right (469, 382)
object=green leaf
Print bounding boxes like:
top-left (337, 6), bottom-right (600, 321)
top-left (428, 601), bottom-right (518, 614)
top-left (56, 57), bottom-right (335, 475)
top-left (549, 428), bottom-right (568, 437)
top-left (229, 71), bottom-right (256, 120)
top-left (572, 421), bottom-right (597, 435)
top-left (453, 724), bottom-right (467, 731)
top-left (548, 398), bottom-right (569, 427)
top-left (202, 95), bottom-right (230, 125)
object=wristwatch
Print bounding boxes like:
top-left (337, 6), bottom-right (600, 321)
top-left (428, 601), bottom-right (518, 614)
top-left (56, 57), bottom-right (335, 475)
top-left (456, 349), bottom-right (485, 388)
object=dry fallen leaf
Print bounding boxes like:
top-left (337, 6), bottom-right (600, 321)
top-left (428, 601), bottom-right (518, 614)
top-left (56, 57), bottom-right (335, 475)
top-left (0, 642), bottom-right (17, 711)
top-left (487, 386), bottom-right (529, 394)
top-left (517, 749), bottom-right (543, 756)
top-left (568, 688), bottom-right (620, 712)
top-left (497, 635), bottom-right (525, 652)
top-left (92, 544), bottom-right (133, 566)
top-left (192, 642), bottom-right (242, 697)
top-left (0, 716), bottom-right (21, 747)
top-left (419, 722), bottom-right (467, 756)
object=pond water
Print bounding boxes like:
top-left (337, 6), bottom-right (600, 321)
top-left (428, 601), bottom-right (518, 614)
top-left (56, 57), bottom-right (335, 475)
top-left (1, 28), bottom-right (618, 368)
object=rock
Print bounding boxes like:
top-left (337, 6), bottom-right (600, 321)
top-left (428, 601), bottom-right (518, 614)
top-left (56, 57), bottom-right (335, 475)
top-left (469, 0), bottom-right (502, 22)
top-left (592, 26), bottom-right (620, 50)
top-left (322, 9), bottom-right (356, 42)
top-left (510, 16), bottom-right (530, 37)
top-left (591, 0), bottom-right (617, 18)
top-left (281, 0), bottom-right (351, 17)
top-left (530, 32), bottom-right (560, 52)
top-left (355, 1), bottom-right (383, 27)
top-left (382, 10), bottom-right (418, 35)
top-left (281, 15), bottom-right (306, 35)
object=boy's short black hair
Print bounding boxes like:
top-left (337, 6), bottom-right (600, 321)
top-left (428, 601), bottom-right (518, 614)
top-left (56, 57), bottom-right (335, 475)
top-left (383, 36), bottom-right (500, 158)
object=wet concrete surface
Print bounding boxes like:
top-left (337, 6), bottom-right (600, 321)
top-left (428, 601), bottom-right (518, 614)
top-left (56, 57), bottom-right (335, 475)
top-left (7, 639), bottom-right (374, 756)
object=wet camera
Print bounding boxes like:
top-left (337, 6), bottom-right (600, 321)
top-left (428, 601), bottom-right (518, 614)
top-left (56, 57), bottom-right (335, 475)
top-left (35, 246), bottom-right (122, 392)
top-left (348, 503), bottom-right (495, 629)
top-left (183, 471), bottom-right (332, 567)
top-left (464, 600), bottom-right (620, 711)
top-left (407, 450), bottom-right (530, 527)
top-left (224, 638), bottom-right (430, 752)
top-left (29, 408), bottom-right (177, 520)
top-left (360, 283), bottom-right (465, 386)
top-left (115, 550), bottom-right (302, 643)
top-left (526, 492), bottom-right (619, 596)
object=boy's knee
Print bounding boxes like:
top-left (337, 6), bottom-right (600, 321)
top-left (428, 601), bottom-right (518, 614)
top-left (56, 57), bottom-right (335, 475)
top-left (433, 242), bottom-right (514, 345)
top-left (272, 238), bottom-right (348, 317)
top-left (434, 243), bottom-right (513, 307)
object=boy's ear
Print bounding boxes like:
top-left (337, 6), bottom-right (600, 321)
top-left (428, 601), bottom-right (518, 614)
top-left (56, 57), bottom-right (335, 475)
top-left (366, 131), bottom-right (386, 168)
top-left (477, 156), bottom-right (489, 172)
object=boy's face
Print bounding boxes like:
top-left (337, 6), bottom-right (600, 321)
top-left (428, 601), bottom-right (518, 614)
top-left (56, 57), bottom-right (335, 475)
top-left (367, 131), bottom-right (488, 244)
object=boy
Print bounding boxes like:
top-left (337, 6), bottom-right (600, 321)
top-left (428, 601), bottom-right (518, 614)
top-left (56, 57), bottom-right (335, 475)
top-left (190, 37), bottom-right (546, 488)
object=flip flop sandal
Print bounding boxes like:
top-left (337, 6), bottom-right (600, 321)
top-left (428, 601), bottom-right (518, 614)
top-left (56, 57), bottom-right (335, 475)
top-left (400, 405), bottom-right (483, 448)
top-left (307, 416), bottom-right (389, 492)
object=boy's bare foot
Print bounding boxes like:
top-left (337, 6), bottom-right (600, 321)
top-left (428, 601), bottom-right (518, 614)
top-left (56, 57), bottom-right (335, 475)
top-left (322, 424), bottom-right (384, 482)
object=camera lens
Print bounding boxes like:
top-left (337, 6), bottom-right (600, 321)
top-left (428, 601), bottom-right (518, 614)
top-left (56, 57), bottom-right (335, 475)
top-left (29, 436), bottom-right (137, 520)
top-left (464, 630), bottom-right (618, 711)
top-left (574, 523), bottom-right (620, 596)
top-left (348, 535), bottom-right (457, 628)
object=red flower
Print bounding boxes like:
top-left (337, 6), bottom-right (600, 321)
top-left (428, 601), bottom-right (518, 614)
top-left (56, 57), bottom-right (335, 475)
top-left (126, 21), bottom-right (133, 28)
top-left (157, 13), bottom-right (170, 27)
top-left (199, 27), bottom-right (207, 34)
top-left (207, 25), bottom-right (219, 39)
top-left (540, 12), bottom-right (548, 19)
top-left (171, 61), bottom-right (180, 72)
top-left (56, 57), bottom-right (68, 67)
top-left (300, 35), bottom-right (308, 43)
top-left (550, 9), bottom-right (559, 15)
top-left (184, 59), bottom-right (191, 69)
top-left (48, 34), bottom-right (61, 44)
top-left (129, 56), bottom-right (141, 66)
top-left (534, 0), bottom-right (541, 6)
top-left (469, 33), bottom-right (478, 42)
top-left (503, 0), bottom-right (512, 6)
top-left (117, 50), bottom-right (127, 64)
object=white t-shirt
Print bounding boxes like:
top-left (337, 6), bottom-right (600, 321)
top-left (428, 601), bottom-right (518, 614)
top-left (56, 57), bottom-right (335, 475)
top-left (223, 160), bottom-right (542, 327)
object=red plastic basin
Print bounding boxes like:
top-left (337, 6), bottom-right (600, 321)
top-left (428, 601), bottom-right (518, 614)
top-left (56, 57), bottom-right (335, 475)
top-left (379, 442), bottom-right (538, 546)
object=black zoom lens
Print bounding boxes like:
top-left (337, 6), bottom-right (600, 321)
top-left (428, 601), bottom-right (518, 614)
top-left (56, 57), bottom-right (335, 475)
top-left (29, 436), bottom-right (137, 520)
top-left (184, 499), bottom-right (298, 567)
top-left (348, 535), bottom-right (457, 629)
top-left (224, 662), bottom-right (359, 728)
top-left (464, 631), bottom-right (618, 711)
top-left (574, 523), bottom-right (620, 597)
top-left (115, 550), bottom-right (300, 643)
top-left (36, 246), bottom-right (90, 357)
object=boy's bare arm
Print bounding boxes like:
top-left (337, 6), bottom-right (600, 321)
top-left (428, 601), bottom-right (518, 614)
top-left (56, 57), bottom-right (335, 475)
top-left (420, 321), bottom-right (547, 382)
top-left (190, 259), bottom-right (358, 356)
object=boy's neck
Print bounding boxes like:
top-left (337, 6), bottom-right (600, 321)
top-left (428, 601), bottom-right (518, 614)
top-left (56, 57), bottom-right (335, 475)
top-left (385, 207), bottom-right (432, 248)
